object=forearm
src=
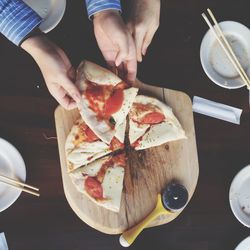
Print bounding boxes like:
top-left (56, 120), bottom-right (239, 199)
top-left (21, 35), bottom-right (54, 60)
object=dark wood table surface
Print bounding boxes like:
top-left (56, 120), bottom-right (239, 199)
top-left (0, 0), bottom-right (250, 249)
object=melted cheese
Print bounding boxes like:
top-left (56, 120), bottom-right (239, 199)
top-left (135, 121), bottom-right (186, 150)
top-left (114, 119), bottom-right (126, 143)
top-left (101, 166), bottom-right (125, 212)
top-left (67, 149), bottom-right (110, 169)
top-left (129, 95), bottom-right (186, 150)
top-left (112, 87), bottom-right (138, 127)
top-left (129, 119), bottom-right (150, 144)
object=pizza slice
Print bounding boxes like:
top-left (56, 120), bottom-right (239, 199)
top-left (69, 153), bottom-right (126, 212)
top-left (65, 117), bottom-right (125, 172)
top-left (129, 95), bottom-right (186, 150)
top-left (76, 60), bottom-right (138, 144)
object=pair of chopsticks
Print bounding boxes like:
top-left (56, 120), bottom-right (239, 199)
top-left (0, 174), bottom-right (40, 197)
top-left (202, 9), bottom-right (250, 90)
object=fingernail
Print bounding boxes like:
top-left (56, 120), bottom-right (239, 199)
top-left (142, 48), bottom-right (147, 56)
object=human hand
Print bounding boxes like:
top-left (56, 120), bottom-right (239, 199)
top-left (127, 0), bottom-right (160, 62)
top-left (21, 36), bottom-right (81, 110)
top-left (93, 10), bottom-right (137, 83)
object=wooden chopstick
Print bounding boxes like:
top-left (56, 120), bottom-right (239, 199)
top-left (0, 175), bottom-right (40, 197)
top-left (201, 11), bottom-right (250, 90)
top-left (0, 174), bottom-right (39, 191)
top-left (207, 8), bottom-right (250, 88)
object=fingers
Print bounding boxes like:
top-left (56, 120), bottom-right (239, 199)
top-left (67, 66), bottom-right (76, 82)
top-left (48, 76), bottom-right (81, 109)
top-left (115, 45), bottom-right (129, 67)
top-left (141, 25), bottom-right (159, 57)
top-left (134, 27), bottom-right (145, 62)
top-left (125, 58), bottom-right (137, 83)
top-left (51, 84), bottom-right (78, 110)
top-left (60, 77), bottom-right (81, 103)
top-left (124, 36), bottom-right (137, 83)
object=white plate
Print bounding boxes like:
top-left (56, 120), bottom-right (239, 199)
top-left (23, 0), bottom-right (66, 33)
top-left (0, 138), bottom-right (26, 212)
top-left (229, 165), bottom-right (250, 227)
top-left (235, 236), bottom-right (250, 250)
top-left (200, 21), bottom-right (250, 89)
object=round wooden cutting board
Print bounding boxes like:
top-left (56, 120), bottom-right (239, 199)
top-left (55, 80), bottom-right (199, 234)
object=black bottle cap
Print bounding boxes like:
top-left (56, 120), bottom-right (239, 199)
top-left (161, 183), bottom-right (189, 211)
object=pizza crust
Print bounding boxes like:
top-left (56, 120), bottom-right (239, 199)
top-left (77, 60), bottom-right (121, 86)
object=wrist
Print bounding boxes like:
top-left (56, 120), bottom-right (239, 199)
top-left (21, 36), bottom-right (58, 63)
top-left (93, 9), bottom-right (120, 21)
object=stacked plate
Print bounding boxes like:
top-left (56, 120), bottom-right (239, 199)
top-left (0, 138), bottom-right (26, 212)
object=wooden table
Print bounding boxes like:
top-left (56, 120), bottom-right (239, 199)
top-left (0, 0), bottom-right (249, 249)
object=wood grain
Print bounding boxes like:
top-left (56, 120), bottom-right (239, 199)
top-left (54, 80), bottom-right (199, 234)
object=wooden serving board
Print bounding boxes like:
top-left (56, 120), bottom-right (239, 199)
top-left (55, 80), bottom-right (199, 234)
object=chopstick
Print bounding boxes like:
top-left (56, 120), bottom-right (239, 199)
top-left (0, 174), bottom-right (40, 197)
top-left (201, 9), bottom-right (250, 90)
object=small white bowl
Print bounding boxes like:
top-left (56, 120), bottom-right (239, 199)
top-left (229, 165), bottom-right (250, 227)
top-left (235, 236), bottom-right (250, 250)
top-left (200, 21), bottom-right (250, 89)
top-left (23, 0), bottom-right (66, 33)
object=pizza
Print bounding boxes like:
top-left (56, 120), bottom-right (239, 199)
top-left (69, 153), bottom-right (126, 212)
top-left (76, 60), bottom-right (138, 144)
top-left (65, 117), bottom-right (125, 172)
top-left (129, 95), bottom-right (186, 150)
top-left (65, 61), bottom-right (187, 213)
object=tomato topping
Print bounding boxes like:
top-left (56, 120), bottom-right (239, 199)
top-left (140, 112), bottom-right (165, 124)
top-left (104, 89), bottom-right (124, 117)
top-left (85, 177), bottom-right (103, 199)
top-left (113, 153), bottom-right (126, 167)
top-left (85, 82), bottom-right (112, 116)
top-left (131, 137), bottom-right (143, 148)
top-left (85, 81), bottom-right (124, 119)
top-left (85, 127), bottom-right (99, 142)
top-left (110, 137), bottom-right (124, 151)
top-left (96, 158), bottom-right (113, 183)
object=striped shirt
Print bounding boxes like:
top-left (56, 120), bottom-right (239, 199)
top-left (0, 0), bottom-right (121, 46)
top-left (0, 0), bottom-right (42, 45)
top-left (85, 0), bottom-right (121, 18)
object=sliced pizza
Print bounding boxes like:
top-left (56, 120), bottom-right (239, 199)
top-left (65, 117), bottom-right (125, 172)
top-left (69, 153), bottom-right (126, 212)
top-left (129, 95), bottom-right (186, 150)
top-left (76, 60), bottom-right (138, 144)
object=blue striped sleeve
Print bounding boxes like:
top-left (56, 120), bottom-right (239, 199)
top-left (0, 0), bottom-right (42, 46)
top-left (85, 0), bottom-right (121, 19)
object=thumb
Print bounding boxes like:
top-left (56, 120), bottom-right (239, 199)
top-left (60, 77), bottom-right (81, 103)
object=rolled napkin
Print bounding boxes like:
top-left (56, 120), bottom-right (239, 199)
top-left (0, 233), bottom-right (8, 250)
top-left (192, 96), bottom-right (242, 125)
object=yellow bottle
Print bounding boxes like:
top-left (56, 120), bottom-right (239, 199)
top-left (120, 183), bottom-right (188, 247)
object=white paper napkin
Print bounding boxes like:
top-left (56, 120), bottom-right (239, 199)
top-left (0, 233), bottom-right (8, 250)
top-left (192, 96), bottom-right (242, 124)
